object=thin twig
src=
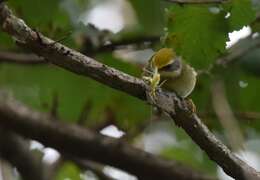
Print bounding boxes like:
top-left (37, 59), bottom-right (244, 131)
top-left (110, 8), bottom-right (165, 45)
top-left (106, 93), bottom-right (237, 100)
top-left (77, 100), bottom-right (92, 125)
top-left (0, 51), bottom-right (46, 64)
top-left (50, 92), bottom-right (59, 118)
top-left (82, 35), bottom-right (160, 55)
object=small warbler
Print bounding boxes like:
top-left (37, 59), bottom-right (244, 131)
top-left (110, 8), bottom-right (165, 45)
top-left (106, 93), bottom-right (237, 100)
top-left (142, 48), bottom-right (197, 98)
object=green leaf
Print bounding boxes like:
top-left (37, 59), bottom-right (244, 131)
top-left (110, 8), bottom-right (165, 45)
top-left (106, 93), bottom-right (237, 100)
top-left (8, 0), bottom-right (59, 25)
top-left (55, 163), bottom-right (81, 180)
top-left (129, 0), bottom-right (165, 35)
top-left (226, 0), bottom-right (255, 31)
top-left (166, 5), bottom-right (228, 68)
top-left (8, 0), bottom-right (72, 35)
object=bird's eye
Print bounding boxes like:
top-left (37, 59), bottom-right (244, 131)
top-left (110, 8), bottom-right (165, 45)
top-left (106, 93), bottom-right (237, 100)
top-left (159, 58), bottom-right (181, 72)
top-left (160, 64), bottom-right (175, 71)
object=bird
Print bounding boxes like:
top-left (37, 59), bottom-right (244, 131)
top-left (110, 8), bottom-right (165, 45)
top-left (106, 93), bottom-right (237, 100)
top-left (142, 48), bottom-right (197, 98)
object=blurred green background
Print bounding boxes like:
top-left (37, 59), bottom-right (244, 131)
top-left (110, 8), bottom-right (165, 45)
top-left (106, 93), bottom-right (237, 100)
top-left (1, 0), bottom-right (260, 179)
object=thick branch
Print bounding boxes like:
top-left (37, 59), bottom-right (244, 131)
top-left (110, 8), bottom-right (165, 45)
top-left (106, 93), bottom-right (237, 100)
top-left (0, 93), bottom-right (211, 180)
top-left (0, 128), bottom-right (45, 180)
top-left (0, 3), bottom-right (259, 180)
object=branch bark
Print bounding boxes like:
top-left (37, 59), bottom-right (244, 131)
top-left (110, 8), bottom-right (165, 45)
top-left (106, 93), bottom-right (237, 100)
top-left (0, 3), bottom-right (259, 180)
top-left (0, 93), bottom-right (212, 180)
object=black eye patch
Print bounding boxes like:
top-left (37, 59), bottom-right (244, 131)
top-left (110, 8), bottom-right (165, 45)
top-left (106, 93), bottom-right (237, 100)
top-left (160, 64), bottom-right (175, 71)
top-left (159, 58), bottom-right (181, 72)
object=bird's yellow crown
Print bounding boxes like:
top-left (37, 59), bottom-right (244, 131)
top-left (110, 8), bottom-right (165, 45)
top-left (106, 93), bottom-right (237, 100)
top-left (152, 48), bottom-right (176, 69)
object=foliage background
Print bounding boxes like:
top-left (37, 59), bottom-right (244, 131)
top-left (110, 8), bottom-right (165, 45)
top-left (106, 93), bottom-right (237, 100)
top-left (1, 0), bottom-right (260, 179)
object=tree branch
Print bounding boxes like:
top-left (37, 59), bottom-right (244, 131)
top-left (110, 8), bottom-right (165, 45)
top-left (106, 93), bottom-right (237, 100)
top-left (68, 158), bottom-right (117, 180)
top-left (0, 127), bottom-right (45, 180)
top-left (0, 51), bottom-right (46, 64)
top-left (165, 0), bottom-right (228, 4)
top-left (216, 35), bottom-right (260, 67)
top-left (0, 93), bottom-right (212, 180)
top-left (0, 3), bottom-right (259, 180)
top-left (198, 34), bottom-right (260, 76)
top-left (82, 35), bottom-right (160, 55)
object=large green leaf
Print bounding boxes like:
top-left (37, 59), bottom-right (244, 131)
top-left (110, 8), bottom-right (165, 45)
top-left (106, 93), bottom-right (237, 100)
top-left (129, 0), bottom-right (165, 35)
top-left (225, 0), bottom-right (255, 31)
top-left (166, 5), bottom-right (228, 68)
